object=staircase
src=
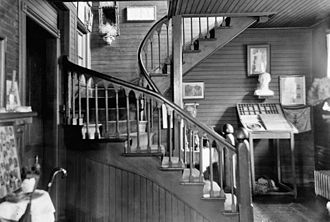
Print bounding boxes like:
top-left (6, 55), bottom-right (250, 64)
top-left (63, 54), bottom-right (253, 221)
top-left (138, 15), bottom-right (258, 95)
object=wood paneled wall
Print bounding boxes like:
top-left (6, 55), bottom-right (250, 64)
top-left (0, 0), bottom-right (19, 83)
top-left (90, 1), bottom-right (168, 81)
top-left (183, 28), bottom-right (314, 184)
top-left (65, 150), bottom-right (210, 222)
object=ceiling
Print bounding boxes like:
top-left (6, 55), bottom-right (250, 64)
top-left (168, 0), bottom-right (330, 28)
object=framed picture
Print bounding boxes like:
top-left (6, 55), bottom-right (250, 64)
top-left (247, 44), bottom-right (270, 76)
top-left (126, 6), bottom-right (156, 22)
top-left (279, 75), bottom-right (306, 106)
top-left (182, 82), bottom-right (204, 99)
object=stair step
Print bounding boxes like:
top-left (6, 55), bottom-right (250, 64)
top-left (217, 25), bottom-right (232, 29)
top-left (183, 49), bottom-right (201, 54)
top-left (180, 168), bottom-right (203, 185)
top-left (222, 211), bottom-right (239, 216)
top-left (150, 73), bottom-right (169, 77)
top-left (124, 144), bottom-right (165, 156)
top-left (160, 156), bottom-right (185, 171)
top-left (198, 37), bottom-right (217, 41)
top-left (201, 196), bottom-right (226, 201)
top-left (122, 150), bottom-right (163, 157)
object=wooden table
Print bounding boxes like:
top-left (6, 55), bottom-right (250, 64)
top-left (248, 130), bottom-right (297, 198)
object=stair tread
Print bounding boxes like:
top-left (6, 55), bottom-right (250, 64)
top-left (160, 157), bottom-right (185, 171)
top-left (122, 150), bottom-right (163, 157)
top-left (183, 49), bottom-right (201, 54)
top-left (198, 38), bottom-right (217, 41)
top-left (217, 25), bottom-right (232, 29)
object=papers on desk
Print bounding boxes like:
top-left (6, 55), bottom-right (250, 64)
top-left (259, 114), bottom-right (293, 131)
top-left (0, 189), bottom-right (55, 222)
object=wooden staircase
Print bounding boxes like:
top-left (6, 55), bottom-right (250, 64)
top-left (63, 56), bottom-right (253, 222)
top-left (138, 15), bottom-right (258, 95)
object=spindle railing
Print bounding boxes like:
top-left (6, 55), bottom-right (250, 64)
top-left (138, 15), bottom-right (231, 92)
top-left (63, 56), bottom-right (253, 220)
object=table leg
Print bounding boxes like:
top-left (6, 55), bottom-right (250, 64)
top-left (276, 139), bottom-right (281, 183)
top-left (290, 133), bottom-right (297, 198)
top-left (249, 135), bottom-right (255, 194)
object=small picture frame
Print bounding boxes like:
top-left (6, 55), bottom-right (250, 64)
top-left (126, 6), bottom-right (156, 22)
top-left (247, 44), bottom-right (270, 76)
top-left (182, 82), bottom-right (204, 99)
top-left (279, 75), bottom-right (306, 107)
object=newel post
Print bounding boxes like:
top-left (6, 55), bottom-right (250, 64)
top-left (236, 128), bottom-right (253, 222)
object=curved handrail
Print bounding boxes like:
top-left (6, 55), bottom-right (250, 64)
top-left (63, 56), bottom-right (235, 153)
top-left (137, 15), bottom-right (170, 94)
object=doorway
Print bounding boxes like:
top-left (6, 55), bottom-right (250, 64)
top-left (25, 16), bottom-right (58, 189)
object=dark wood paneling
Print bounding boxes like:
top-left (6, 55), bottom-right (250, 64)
top-left (65, 149), bottom-right (212, 222)
top-left (183, 28), bottom-right (314, 184)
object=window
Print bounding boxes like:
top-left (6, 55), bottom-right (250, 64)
top-left (77, 30), bottom-right (87, 67)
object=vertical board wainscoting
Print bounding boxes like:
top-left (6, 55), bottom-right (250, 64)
top-left (65, 151), bottom-right (210, 222)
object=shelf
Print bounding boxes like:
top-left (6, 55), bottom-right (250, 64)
top-left (0, 112), bottom-right (37, 124)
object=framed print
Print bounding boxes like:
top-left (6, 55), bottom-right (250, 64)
top-left (126, 6), bottom-right (156, 22)
top-left (247, 44), bottom-right (270, 76)
top-left (182, 82), bottom-right (204, 99)
top-left (279, 75), bottom-right (306, 106)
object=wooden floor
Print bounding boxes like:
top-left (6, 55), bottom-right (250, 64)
top-left (253, 183), bottom-right (330, 222)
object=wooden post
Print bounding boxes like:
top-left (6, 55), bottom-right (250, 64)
top-left (236, 128), bottom-right (253, 222)
top-left (172, 15), bottom-right (182, 162)
top-left (172, 15), bottom-right (183, 107)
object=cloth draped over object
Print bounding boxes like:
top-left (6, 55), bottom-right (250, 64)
top-left (282, 106), bottom-right (311, 133)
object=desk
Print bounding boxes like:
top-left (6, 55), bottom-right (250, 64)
top-left (248, 130), bottom-right (297, 198)
top-left (0, 189), bottom-right (55, 222)
top-left (237, 103), bottom-right (297, 198)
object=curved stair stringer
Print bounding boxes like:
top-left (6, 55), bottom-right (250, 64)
top-left (182, 16), bottom-right (257, 74)
top-left (71, 141), bottom-right (238, 222)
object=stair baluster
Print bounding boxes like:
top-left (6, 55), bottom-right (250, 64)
top-left (157, 103), bottom-right (162, 152)
top-left (190, 17), bottom-right (194, 50)
top-left (146, 97), bottom-right (151, 152)
top-left (189, 129), bottom-right (193, 181)
top-left (77, 75), bottom-right (83, 126)
top-left (150, 39), bottom-right (154, 71)
top-left (104, 85), bottom-right (109, 137)
top-left (167, 106), bottom-right (172, 166)
top-left (94, 84), bottom-right (100, 139)
top-left (208, 139), bottom-right (214, 197)
top-left (71, 73), bottom-right (76, 125)
top-left (85, 77), bottom-right (90, 139)
top-left (125, 89), bottom-right (131, 153)
top-left (66, 71), bottom-right (72, 124)
top-left (114, 87), bottom-right (120, 137)
top-left (136, 94), bottom-right (141, 152)
top-left (157, 29), bottom-right (161, 71)
top-left (198, 133), bottom-right (204, 183)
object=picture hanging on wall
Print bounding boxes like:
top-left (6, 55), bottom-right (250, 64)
top-left (0, 126), bottom-right (21, 198)
top-left (182, 82), bottom-right (204, 99)
top-left (247, 44), bottom-right (270, 76)
top-left (279, 75), bottom-right (306, 106)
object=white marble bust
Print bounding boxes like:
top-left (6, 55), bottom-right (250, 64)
top-left (254, 72), bottom-right (274, 96)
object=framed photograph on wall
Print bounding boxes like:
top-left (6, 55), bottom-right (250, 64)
top-left (182, 82), bottom-right (204, 99)
top-left (247, 44), bottom-right (270, 76)
top-left (279, 75), bottom-right (306, 106)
